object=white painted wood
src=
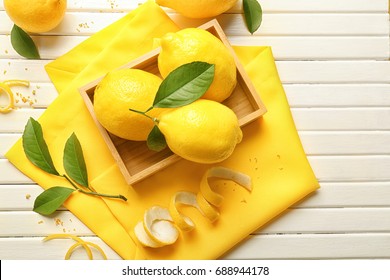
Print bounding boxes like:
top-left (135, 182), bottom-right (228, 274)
top-left (0, 211), bottom-right (93, 237)
top-left (298, 182), bottom-right (390, 208)
top-left (1, 0), bottom-right (389, 261)
top-left (4, 60), bottom-right (390, 83)
top-left (2, 107), bottom-right (390, 133)
top-left (3, 35), bottom-right (389, 60)
top-left (309, 156), bottom-right (390, 182)
top-left (2, 131), bottom-right (389, 158)
top-left (0, 236), bottom-right (121, 260)
top-left (1, 12), bottom-right (389, 36)
top-left (1, 0), bottom-right (388, 13)
top-left (1, 208), bottom-right (389, 237)
top-left (1, 181), bottom-right (390, 211)
top-left (2, 83), bottom-right (390, 110)
top-left (0, 234), bottom-right (389, 260)
top-left (285, 84), bottom-right (390, 107)
top-left (298, 131), bottom-right (390, 155)
top-left (223, 233), bottom-right (390, 259)
top-left (2, 155), bottom-right (390, 184)
top-left (0, 160), bottom-right (34, 184)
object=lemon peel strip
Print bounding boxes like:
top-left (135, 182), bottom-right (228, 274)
top-left (143, 206), bottom-right (179, 245)
top-left (135, 167), bottom-right (252, 248)
top-left (43, 234), bottom-right (107, 260)
top-left (0, 80), bottom-right (30, 113)
top-left (200, 166), bottom-right (252, 208)
top-left (3, 79), bottom-right (30, 87)
top-left (169, 191), bottom-right (200, 231)
top-left (0, 82), bottom-right (15, 113)
top-left (65, 241), bottom-right (108, 260)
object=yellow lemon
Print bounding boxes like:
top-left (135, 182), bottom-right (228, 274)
top-left (158, 99), bottom-right (242, 164)
top-left (4, 0), bottom-right (67, 33)
top-left (156, 0), bottom-right (238, 19)
top-left (93, 69), bottom-right (162, 141)
top-left (158, 28), bottom-right (237, 103)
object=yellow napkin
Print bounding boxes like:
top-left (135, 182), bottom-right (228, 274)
top-left (6, 1), bottom-right (319, 259)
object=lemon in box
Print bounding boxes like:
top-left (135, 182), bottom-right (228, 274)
top-left (78, 19), bottom-right (266, 185)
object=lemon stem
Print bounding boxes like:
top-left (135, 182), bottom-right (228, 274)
top-left (62, 174), bottom-right (127, 201)
top-left (129, 107), bottom-right (159, 125)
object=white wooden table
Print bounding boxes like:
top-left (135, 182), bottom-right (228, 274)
top-left (1, 0), bottom-right (389, 260)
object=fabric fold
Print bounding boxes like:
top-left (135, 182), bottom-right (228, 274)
top-left (6, 1), bottom-right (319, 259)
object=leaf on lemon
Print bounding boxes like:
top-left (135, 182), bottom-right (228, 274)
top-left (33, 187), bottom-right (74, 215)
top-left (147, 125), bottom-right (167, 152)
top-left (22, 117), bottom-right (59, 176)
top-left (63, 133), bottom-right (89, 188)
top-left (10, 25), bottom-right (40, 59)
top-left (153, 61), bottom-right (215, 108)
top-left (243, 0), bottom-right (263, 34)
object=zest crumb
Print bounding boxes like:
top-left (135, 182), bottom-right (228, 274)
top-left (38, 220), bottom-right (44, 224)
top-left (25, 194), bottom-right (31, 199)
top-left (55, 218), bottom-right (64, 226)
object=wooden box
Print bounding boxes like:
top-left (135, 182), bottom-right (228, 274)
top-left (79, 19), bottom-right (267, 185)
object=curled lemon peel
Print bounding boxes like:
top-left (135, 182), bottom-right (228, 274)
top-left (0, 82), bottom-right (15, 113)
top-left (4, 79), bottom-right (30, 87)
top-left (43, 233), bottom-right (107, 260)
top-left (0, 80), bottom-right (30, 113)
top-left (200, 166), bottom-right (252, 207)
top-left (169, 191), bottom-right (200, 231)
top-left (134, 167), bottom-right (252, 248)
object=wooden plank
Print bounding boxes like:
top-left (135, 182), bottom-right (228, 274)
top-left (4, 60), bottom-right (390, 83)
top-left (291, 108), bottom-right (390, 131)
top-left (1, 12), bottom-right (389, 36)
top-left (2, 107), bottom-right (390, 133)
top-left (223, 233), bottom-right (390, 259)
top-left (2, 83), bottom-right (390, 109)
top-left (4, 155), bottom-right (390, 182)
top-left (0, 236), bottom-right (121, 260)
top-left (0, 160), bottom-right (34, 184)
top-left (309, 155), bottom-right (390, 182)
top-left (1, 181), bottom-right (390, 211)
top-left (285, 84), bottom-right (390, 107)
top-left (2, 155), bottom-right (390, 184)
top-left (3, 131), bottom-right (389, 159)
top-left (0, 109), bottom-right (45, 133)
top-left (172, 13), bottom-right (390, 36)
top-left (2, 35), bottom-right (389, 60)
top-left (0, 211), bottom-right (93, 237)
top-left (299, 131), bottom-right (390, 155)
top-left (0, 234), bottom-right (389, 259)
top-left (1, 0), bottom-right (388, 13)
top-left (275, 61), bottom-right (390, 84)
top-left (3, 182), bottom-right (390, 212)
top-left (298, 182), bottom-right (390, 208)
top-left (256, 208), bottom-right (390, 234)
top-left (229, 36), bottom-right (390, 60)
top-left (1, 208), bottom-right (389, 237)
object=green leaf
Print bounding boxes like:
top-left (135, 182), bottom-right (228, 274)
top-left (33, 187), bottom-right (75, 215)
top-left (63, 133), bottom-right (89, 188)
top-left (147, 125), bottom-right (167, 152)
top-left (243, 0), bottom-right (263, 34)
top-left (22, 117), bottom-right (59, 176)
top-left (10, 25), bottom-right (40, 59)
top-left (153, 61), bottom-right (215, 108)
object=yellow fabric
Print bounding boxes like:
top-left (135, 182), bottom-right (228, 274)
top-left (6, 1), bottom-right (319, 260)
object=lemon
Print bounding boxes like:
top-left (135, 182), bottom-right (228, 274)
top-left (158, 28), bottom-right (237, 103)
top-left (93, 69), bottom-right (162, 141)
top-left (4, 0), bottom-right (67, 33)
top-left (156, 0), bottom-right (238, 19)
top-left (158, 99), bottom-right (242, 164)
